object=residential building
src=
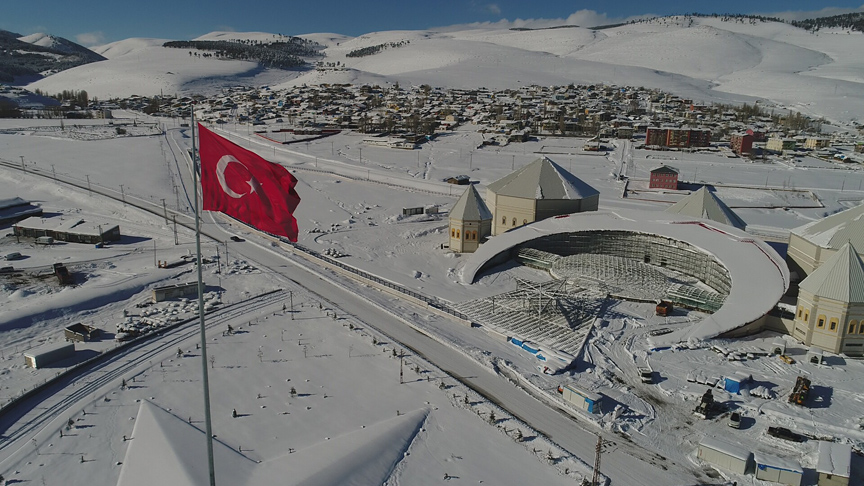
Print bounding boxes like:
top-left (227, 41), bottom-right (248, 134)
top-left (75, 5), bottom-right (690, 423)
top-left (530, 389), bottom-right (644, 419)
top-left (730, 133), bottom-right (753, 155)
top-left (649, 166), bottom-right (679, 190)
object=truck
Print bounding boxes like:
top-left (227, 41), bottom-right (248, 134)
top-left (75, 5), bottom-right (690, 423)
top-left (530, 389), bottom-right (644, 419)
top-left (655, 300), bottom-right (673, 317)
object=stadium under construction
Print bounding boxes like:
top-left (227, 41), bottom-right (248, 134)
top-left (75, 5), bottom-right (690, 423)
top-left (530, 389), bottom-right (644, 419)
top-left (455, 208), bottom-right (789, 358)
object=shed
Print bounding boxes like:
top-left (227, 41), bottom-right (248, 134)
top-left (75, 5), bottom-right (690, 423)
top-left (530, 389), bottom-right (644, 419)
top-left (754, 452), bottom-right (803, 486)
top-left (697, 436), bottom-right (751, 474)
top-left (807, 347), bottom-right (825, 365)
top-left (817, 441), bottom-right (851, 486)
top-left (64, 323), bottom-right (101, 343)
top-left (23, 342), bottom-right (75, 369)
top-left (771, 338), bottom-right (787, 355)
top-left (724, 371), bottom-right (752, 394)
top-left (560, 384), bottom-right (602, 414)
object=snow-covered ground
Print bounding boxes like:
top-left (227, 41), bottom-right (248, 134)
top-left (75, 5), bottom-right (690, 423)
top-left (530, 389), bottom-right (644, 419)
top-left (2, 114), bottom-right (864, 484)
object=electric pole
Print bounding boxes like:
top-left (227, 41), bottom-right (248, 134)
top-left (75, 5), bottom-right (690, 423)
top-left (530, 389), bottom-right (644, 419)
top-left (162, 199), bottom-right (168, 224)
top-left (86, 175), bottom-right (91, 196)
top-left (173, 215), bottom-right (178, 245)
top-left (399, 349), bottom-right (404, 384)
top-left (289, 291), bottom-right (294, 320)
top-left (120, 184), bottom-right (126, 206)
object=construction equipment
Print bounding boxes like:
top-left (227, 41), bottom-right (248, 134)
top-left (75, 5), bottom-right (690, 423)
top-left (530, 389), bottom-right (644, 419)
top-left (788, 376), bottom-right (811, 406)
top-left (694, 388), bottom-right (714, 419)
top-left (655, 300), bottom-right (673, 316)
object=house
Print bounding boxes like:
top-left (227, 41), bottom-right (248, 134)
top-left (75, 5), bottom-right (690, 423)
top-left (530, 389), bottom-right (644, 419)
top-left (559, 384), bottom-right (602, 413)
top-left (817, 441), bottom-right (851, 486)
top-left (787, 203), bottom-right (864, 279)
top-left (448, 185), bottom-right (492, 253)
top-left (697, 436), bottom-right (751, 475)
top-left (649, 166), bottom-right (679, 190)
top-left (486, 157), bottom-right (599, 236)
top-left (24, 342), bottom-right (75, 369)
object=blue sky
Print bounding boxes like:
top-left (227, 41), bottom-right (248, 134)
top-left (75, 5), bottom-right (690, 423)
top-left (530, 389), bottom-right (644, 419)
top-left (4, 1), bottom-right (864, 46)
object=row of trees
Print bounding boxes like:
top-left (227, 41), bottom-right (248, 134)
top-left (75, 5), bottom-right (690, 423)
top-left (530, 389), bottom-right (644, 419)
top-left (792, 12), bottom-right (864, 33)
top-left (346, 40), bottom-right (410, 58)
top-left (164, 38), bottom-right (322, 70)
top-left (33, 88), bottom-right (89, 107)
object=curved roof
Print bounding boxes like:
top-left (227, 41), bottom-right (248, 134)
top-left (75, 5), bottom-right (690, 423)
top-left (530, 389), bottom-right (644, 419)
top-left (459, 208), bottom-right (788, 342)
top-left (486, 156), bottom-right (599, 200)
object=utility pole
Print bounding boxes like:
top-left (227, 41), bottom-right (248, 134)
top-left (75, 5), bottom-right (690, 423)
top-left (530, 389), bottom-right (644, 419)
top-left (215, 245), bottom-right (221, 274)
top-left (224, 240), bottom-right (228, 265)
top-left (173, 215), bottom-right (178, 245)
top-left (86, 175), bottom-right (92, 196)
top-left (399, 349), bottom-right (404, 384)
top-left (19, 155), bottom-right (24, 172)
top-left (161, 199), bottom-right (168, 224)
top-left (288, 291), bottom-right (294, 320)
top-left (359, 147), bottom-right (362, 164)
top-left (153, 240), bottom-right (157, 267)
top-left (51, 164), bottom-right (56, 180)
top-left (120, 184), bottom-right (126, 206)
top-left (592, 435), bottom-right (602, 486)
top-left (512, 154), bottom-right (515, 170)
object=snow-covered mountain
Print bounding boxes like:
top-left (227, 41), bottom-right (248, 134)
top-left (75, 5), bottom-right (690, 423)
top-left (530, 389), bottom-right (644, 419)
top-left (22, 15), bottom-right (864, 123)
top-left (0, 30), bottom-right (105, 83)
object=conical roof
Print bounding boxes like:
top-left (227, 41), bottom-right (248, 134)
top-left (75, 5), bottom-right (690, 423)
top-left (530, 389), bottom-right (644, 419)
top-left (791, 202), bottom-right (864, 250)
top-left (798, 242), bottom-right (864, 303)
top-left (451, 184), bottom-right (492, 221)
top-left (486, 156), bottom-right (599, 200)
top-left (665, 186), bottom-right (746, 229)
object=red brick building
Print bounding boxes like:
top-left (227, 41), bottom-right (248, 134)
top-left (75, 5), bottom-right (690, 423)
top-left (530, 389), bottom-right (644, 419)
top-left (731, 133), bottom-right (754, 155)
top-left (649, 166), bottom-right (679, 190)
top-left (645, 127), bottom-right (711, 148)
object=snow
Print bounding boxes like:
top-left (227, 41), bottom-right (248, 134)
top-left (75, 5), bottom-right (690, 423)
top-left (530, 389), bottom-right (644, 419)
top-left (26, 16), bottom-right (864, 123)
top-left (4, 17), bottom-right (864, 485)
top-left (699, 436), bottom-right (751, 461)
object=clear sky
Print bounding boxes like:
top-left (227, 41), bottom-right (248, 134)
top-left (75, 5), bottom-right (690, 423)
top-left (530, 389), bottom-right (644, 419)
top-left (4, 1), bottom-right (864, 46)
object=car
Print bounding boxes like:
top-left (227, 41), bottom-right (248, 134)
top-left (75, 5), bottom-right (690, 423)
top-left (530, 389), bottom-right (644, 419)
top-left (0, 266), bottom-right (14, 274)
top-left (727, 411), bottom-right (742, 429)
top-left (230, 236), bottom-right (245, 242)
top-left (780, 355), bottom-right (795, 364)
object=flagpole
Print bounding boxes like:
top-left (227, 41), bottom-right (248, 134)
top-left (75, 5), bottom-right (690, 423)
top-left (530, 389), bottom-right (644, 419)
top-left (192, 108), bottom-right (218, 486)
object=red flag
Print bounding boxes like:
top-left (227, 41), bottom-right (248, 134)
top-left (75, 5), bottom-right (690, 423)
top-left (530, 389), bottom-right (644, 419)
top-left (198, 124), bottom-right (300, 241)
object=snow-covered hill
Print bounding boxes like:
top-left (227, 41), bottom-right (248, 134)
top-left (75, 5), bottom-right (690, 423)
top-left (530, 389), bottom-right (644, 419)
top-left (24, 15), bottom-right (864, 123)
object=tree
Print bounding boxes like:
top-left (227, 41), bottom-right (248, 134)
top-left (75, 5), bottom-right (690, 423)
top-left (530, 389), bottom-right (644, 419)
top-left (488, 411), bottom-right (496, 424)
top-left (290, 386), bottom-right (297, 397)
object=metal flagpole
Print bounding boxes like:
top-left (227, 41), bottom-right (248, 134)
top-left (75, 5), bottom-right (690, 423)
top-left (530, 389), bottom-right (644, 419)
top-left (192, 108), bottom-right (218, 486)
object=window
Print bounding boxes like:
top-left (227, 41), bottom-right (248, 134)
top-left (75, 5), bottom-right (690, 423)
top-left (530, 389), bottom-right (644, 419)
top-left (472, 231), bottom-right (477, 240)
top-left (830, 318), bottom-right (838, 331)
top-left (451, 228), bottom-right (455, 238)
top-left (817, 315), bottom-right (825, 328)
top-left (860, 323), bottom-right (864, 334)
top-left (512, 218), bottom-right (517, 226)
top-left (502, 216), bottom-right (507, 225)
top-left (804, 311), bottom-right (809, 322)
top-left (456, 230), bottom-right (460, 239)
top-left (523, 219), bottom-right (528, 225)
top-left (797, 308), bottom-right (802, 318)
top-left (849, 321), bottom-right (857, 334)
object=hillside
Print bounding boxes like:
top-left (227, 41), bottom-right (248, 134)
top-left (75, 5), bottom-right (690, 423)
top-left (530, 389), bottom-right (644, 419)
top-left (21, 15), bottom-right (864, 123)
top-left (0, 30), bottom-right (105, 83)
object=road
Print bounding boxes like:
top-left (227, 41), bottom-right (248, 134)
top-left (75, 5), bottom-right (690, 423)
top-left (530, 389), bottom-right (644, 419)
top-left (1, 127), bottom-right (708, 485)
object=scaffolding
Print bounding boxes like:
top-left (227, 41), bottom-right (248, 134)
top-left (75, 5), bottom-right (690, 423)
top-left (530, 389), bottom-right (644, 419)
top-left (453, 282), bottom-right (598, 355)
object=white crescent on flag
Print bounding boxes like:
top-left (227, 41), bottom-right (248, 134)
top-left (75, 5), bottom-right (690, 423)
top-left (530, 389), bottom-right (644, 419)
top-left (216, 155), bottom-right (250, 198)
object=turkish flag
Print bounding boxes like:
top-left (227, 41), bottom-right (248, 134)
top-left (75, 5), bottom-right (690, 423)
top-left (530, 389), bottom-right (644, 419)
top-left (198, 124), bottom-right (300, 241)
